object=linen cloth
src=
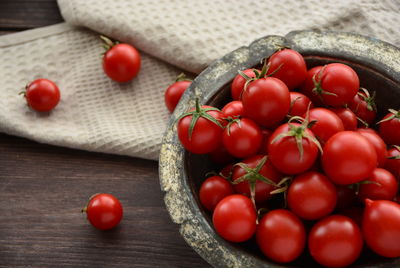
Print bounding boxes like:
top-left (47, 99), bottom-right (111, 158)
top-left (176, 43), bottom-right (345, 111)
top-left (0, 0), bottom-right (399, 160)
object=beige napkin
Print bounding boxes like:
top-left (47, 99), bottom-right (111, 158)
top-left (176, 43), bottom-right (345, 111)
top-left (0, 0), bottom-right (399, 161)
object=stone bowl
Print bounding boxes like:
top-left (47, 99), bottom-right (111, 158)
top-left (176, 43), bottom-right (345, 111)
top-left (159, 31), bottom-right (400, 267)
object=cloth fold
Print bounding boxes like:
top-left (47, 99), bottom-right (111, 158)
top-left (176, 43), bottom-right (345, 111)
top-left (0, 0), bottom-right (399, 161)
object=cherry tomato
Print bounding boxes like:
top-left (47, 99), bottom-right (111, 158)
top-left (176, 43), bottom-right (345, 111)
top-left (288, 92), bottom-right (313, 117)
top-left (266, 49), bottom-right (307, 90)
top-left (356, 128), bottom-right (387, 167)
top-left (306, 108), bottom-right (344, 144)
top-left (385, 145), bottom-right (400, 179)
top-left (256, 209), bottom-right (305, 263)
top-left (24, 79), bottom-right (60, 112)
top-left (102, 40), bottom-right (141, 82)
top-left (330, 107), bottom-right (357, 131)
top-left (231, 69), bottom-right (258, 100)
top-left (363, 199), bottom-right (400, 258)
top-left (308, 215), bottom-right (363, 267)
top-left (378, 109), bottom-right (400, 145)
top-left (221, 100), bottom-right (243, 119)
top-left (212, 194), bottom-right (256, 242)
top-left (288, 171), bottom-right (337, 220)
top-left (358, 168), bottom-right (398, 201)
top-left (164, 74), bottom-right (192, 112)
top-left (322, 131), bottom-right (377, 185)
top-left (299, 66), bottom-right (324, 107)
top-left (242, 77), bottom-right (290, 128)
top-left (223, 118), bottom-right (262, 158)
top-left (199, 175), bottom-right (234, 211)
top-left (348, 88), bottom-right (377, 127)
top-left (83, 193), bottom-right (123, 230)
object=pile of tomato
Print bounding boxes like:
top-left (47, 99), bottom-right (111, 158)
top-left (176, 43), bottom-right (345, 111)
top-left (176, 48), bottom-right (400, 267)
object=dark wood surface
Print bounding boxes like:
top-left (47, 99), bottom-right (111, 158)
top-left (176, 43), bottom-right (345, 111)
top-left (0, 1), bottom-right (209, 267)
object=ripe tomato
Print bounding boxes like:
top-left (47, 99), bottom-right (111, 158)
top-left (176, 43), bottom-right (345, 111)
top-left (230, 69), bottom-right (258, 100)
top-left (268, 123), bottom-right (320, 174)
top-left (288, 171), bottom-right (337, 220)
top-left (266, 49), bottom-right (307, 90)
top-left (378, 109), bottom-right (400, 145)
top-left (308, 215), bottom-right (363, 267)
top-left (299, 66), bottom-right (324, 107)
top-left (83, 193), bottom-right (123, 230)
top-left (164, 74), bottom-right (192, 112)
top-left (363, 199), bottom-right (400, 258)
top-left (356, 128), bottom-right (387, 167)
top-left (199, 175), bottom-right (234, 211)
top-left (288, 92), bottom-right (313, 117)
top-left (322, 131), bottom-right (377, 185)
top-left (358, 168), bottom-right (398, 201)
top-left (330, 107), bottom-right (357, 131)
top-left (24, 79), bottom-right (60, 112)
top-left (385, 145), bottom-right (400, 179)
top-left (177, 102), bottom-right (224, 154)
top-left (222, 118), bottom-right (262, 158)
top-left (212, 194), bottom-right (256, 242)
top-left (221, 100), bottom-right (244, 119)
top-left (231, 155), bottom-right (281, 204)
top-left (306, 108), bottom-right (344, 144)
top-left (242, 77), bottom-right (290, 128)
top-left (256, 209), bottom-right (305, 263)
top-left (102, 40), bottom-right (141, 82)
top-left (348, 88), bottom-right (377, 127)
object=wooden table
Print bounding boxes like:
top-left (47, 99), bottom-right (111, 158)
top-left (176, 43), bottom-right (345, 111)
top-left (0, 1), bottom-right (209, 267)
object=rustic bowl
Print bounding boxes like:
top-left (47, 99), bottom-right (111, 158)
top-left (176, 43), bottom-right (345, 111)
top-left (159, 31), bottom-right (400, 267)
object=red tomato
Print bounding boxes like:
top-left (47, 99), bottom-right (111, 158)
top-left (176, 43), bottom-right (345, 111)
top-left (268, 123), bottom-right (320, 174)
top-left (378, 109), bottom-right (400, 145)
top-left (308, 215), bottom-right (363, 267)
top-left (299, 66), bottom-right (324, 107)
top-left (385, 145), bottom-right (400, 179)
top-left (212, 194), bottom-right (256, 242)
top-left (223, 118), bottom-right (262, 158)
top-left (231, 155), bottom-right (282, 204)
top-left (256, 209), bottom-right (305, 263)
top-left (164, 74), bottom-right (192, 112)
top-left (102, 42), bottom-right (141, 82)
top-left (348, 88), bottom-right (377, 127)
top-left (266, 49), bottom-right (307, 90)
top-left (356, 128), bottom-right (388, 167)
top-left (306, 108), bottom-right (344, 144)
top-left (24, 79), bottom-right (60, 112)
top-left (220, 163), bottom-right (234, 179)
top-left (330, 107), bottom-right (357, 131)
top-left (322, 131), bottom-right (377, 185)
top-left (199, 175), bottom-right (235, 211)
top-left (231, 69), bottom-right (258, 100)
top-left (242, 77), bottom-right (290, 128)
top-left (177, 104), bottom-right (223, 154)
top-left (288, 171), bottom-right (337, 220)
top-left (83, 193), bottom-right (123, 230)
top-left (288, 92), bottom-right (313, 117)
top-left (221, 100), bottom-right (244, 119)
top-left (363, 199), bottom-right (400, 258)
top-left (358, 168), bottom-right (398, 201)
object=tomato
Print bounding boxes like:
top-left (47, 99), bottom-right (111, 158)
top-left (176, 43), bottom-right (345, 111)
top-left (164, 74), bottom-right (192, 112)
top-left (221, 100), bottom-right (244, 119)
top-left (378, 109), bottom-right (400, 145)
top-left (242, 77), bottom-right (290, 128)
top-left (231, 155), bottom-right (281, 204)
top-left (212, 194), bottom-right (256, 242)
top-left (199, 175), bottom-right (235, 211)
top-left (231, 69), bottom-right (258, 100)
top-left (363, 199), bottom-right (400, 258)
top-left (385, 145), bottom-right (400, 179)
top-left (266, 49), bottom-right (307, 90)
top-left (308, 215), bottom-right (363, 267)
top-left (356, 128), bottom-right (387, 167)
top-left (306, 108), bottom-right (344, 144)
top-left (220, 163), bottom-right (234, 179)
top-left (177, 101), bottom-right (224, 154)
top-left (256, 209), bottom-right (305, 263)
top-left (288, 92), bottom-right (313, 117)
top-left (268, 123), bottom-right (320, 174)
top-left (358, 168), bottom-right (398, 201)
top-left (322, 131), bottom-right (377, 185)
top-left (299, 66), bottom-right (324, 107)
top-left (223, 118), bottom-right (262, 158)
top-left (312, 63), bottom-right (359, 107)
top-left (348, 88), bottom-right (377, 127)
top-left (288, 171), bottom-right (337, 220)
top-left (24, 79), bottom-right (60, 112)
top-left (330, 107), bottom-right (357, 131)
top-left (102, 36), bottom-right (141, 82)
top-left (83, 193), bottom-right (123, 230)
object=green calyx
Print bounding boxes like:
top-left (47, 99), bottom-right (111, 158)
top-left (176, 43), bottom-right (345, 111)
top-left (225, 118), bottom-right (242, 136)
top-left (175, 73), bottom-right (193, 82)
top-left (270, 176), bottom-right (293, 208)
top-left (311, 65), bottom-right (337, 99)
top-left (377, 108), bottom-right (400, 124)
top-left (358, 87), bottom-right (377, 112)
top-left (100, 35), bottom-right (120, 51)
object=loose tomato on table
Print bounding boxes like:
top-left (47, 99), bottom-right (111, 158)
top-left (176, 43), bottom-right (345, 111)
top-left (199, 175), bottom-right (234, 211)
top-left (378, 109), bottom-right (400, 145)
top-left (164, 73), bottom-right (192, 113)
top-left (23, 78), bottom-right (60, 112)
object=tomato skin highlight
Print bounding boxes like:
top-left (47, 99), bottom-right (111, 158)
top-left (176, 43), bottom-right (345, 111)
top-left (25, 79), bottom-right (60, 112)
top-left (85, 193), bottom-right (123, 230)
top-left (164, 80), bottom-right (191, 112)
top-left (199, 176), bottom-right (234, 211)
